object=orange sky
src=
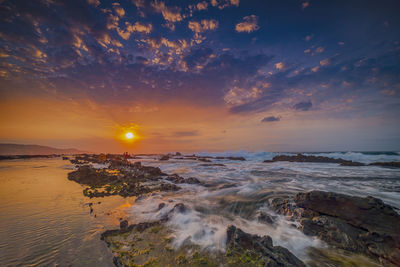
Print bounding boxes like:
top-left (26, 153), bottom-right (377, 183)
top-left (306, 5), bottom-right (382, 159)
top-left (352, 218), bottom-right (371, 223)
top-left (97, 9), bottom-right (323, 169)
top-left (1, 95), bottom-right (394, 153)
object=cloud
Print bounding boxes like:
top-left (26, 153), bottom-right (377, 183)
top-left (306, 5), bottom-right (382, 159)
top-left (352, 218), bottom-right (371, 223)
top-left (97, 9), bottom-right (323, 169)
top-left (87, 0), bottom-right (100, 7)
top-left (275, 62), bottom-right (285, 70)
top-left (261, 116), bottom-right (280, 122)
top-left (320, 58), bottom-right (330, 66)
top-left (117, 22), bottom-right (153, 39)
top-left (112, 3), bottom-right (125, 17)
top-left (196, 1), bottom-right (208, 10)
top-left (235, 15), bottom-right (259, 33)
top-left (211, 0), bottom-right (240, 9)
top-left (188, 19), bottom-right (219, 33)
top-left (315, 46), bottom-right (324, 53)
top-left (302, 1), bottom-right (310, 9)
top-left (152, 1), bottom-right (183, 23)
top-left (293, 101), bottom-right (312, 111)
top-left (304, 34), bottom-right (314, 41)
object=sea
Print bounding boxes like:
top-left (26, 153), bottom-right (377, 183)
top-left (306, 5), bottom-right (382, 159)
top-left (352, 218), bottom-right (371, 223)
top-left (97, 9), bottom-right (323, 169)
top-left (0, 151), bottom-right (399, 266)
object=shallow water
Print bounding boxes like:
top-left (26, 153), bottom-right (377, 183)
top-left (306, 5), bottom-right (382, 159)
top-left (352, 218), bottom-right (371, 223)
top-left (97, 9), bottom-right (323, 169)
top-left (0, 158), bottom-right (135, 267)
top-left (0, 152), bottom-right (399, 266)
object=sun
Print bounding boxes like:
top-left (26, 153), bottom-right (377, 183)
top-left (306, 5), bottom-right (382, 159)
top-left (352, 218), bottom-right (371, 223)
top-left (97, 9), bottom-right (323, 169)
top-left (125, 132), bottom-right (134, 139)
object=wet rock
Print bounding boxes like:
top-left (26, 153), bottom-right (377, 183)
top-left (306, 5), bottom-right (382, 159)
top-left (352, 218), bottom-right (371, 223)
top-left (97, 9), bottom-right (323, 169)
top-left (257, 212), bottom-right (276, 225)
top-left (198, 158), bottom-right (212, 162)
top-left (226, 225), bottom-right (305, 266)
top-left (199, 163), bottom-right (226, 167)
top-left (120, 219), bottom-right (128, 230)
top-left (340, 161), bottom-right (366, 166)
top-left (263, 160), bottom-right (274, 163)
top-left (369, 161), bottom-right (400, 168)
top-left (216, 156), bottom-right (246, 161)
top-left (294, 191), bottom-right (400, 241)
top-left (185, 177), bottom-right (201, 184)
top-left (166, 174), bottom-right (201, 184)
top-left (269, 153), bottom-right (364, 165)
top-left (68, 165), bottom-right (116, 187)
top-left (271, 191), bottom-right (400, 265)
top-left (159, 155), bottom-right (170, 161)
top-left (172, 203), bottom-right (187, 213)
top-left (159, 183), bottom-right (181, 192)
top-left (158, 202), bottom-right (166, 210)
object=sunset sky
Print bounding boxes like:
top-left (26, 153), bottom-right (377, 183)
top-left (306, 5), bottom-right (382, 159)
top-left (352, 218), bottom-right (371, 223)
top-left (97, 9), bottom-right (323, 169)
top-left (0, 0), bottom-right (399, 153)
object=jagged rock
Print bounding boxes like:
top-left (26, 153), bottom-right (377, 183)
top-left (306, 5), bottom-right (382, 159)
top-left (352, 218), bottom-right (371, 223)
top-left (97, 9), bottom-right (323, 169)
top-left (226, 225), bottom-right (305, 266)
top-left (270, 191), bottom-right (400, 265)
top-left (294, 191), bottom-right (400, 241)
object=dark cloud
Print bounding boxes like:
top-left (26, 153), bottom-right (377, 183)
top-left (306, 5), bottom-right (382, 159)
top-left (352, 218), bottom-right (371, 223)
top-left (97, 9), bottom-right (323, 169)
top-left (261, 116), bottom-right (280, 122)
top-left (293, 101), bottom-right (312, 111)
top-left (0, 0), bottom-right (399, 121)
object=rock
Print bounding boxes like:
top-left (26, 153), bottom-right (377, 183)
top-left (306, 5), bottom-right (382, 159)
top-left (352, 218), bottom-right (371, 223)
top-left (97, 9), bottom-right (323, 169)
top-left (159, 155), bottom-right (170, 161)
top-left (199, 163), bottom-right (226, 167)
top-left (158, 202), bottom-right (166, 210)
top-left (226, 225), bottom-right (305, 266)
top-left (294, 191), bottom-right (400, 241)
top-left (120, 219), bottom-right (128, 230)
top-left (369, 161), bottom-right (400, 168)
top-left (175, 152), bottom-right (182, 156)
top-left (257, 212), bottom-right (276, 225)
top-left (166, 174), bottom-right (201, 184)
top-left (159, 183), bottom-right (181, 192)
top-left (198, 158), bottom-right (212, 162)
top-left (68, 165), bottom-right (116, 187)
top-left (216, 156), bottom-right (246, 161)
top-left (263, 160), bottom-right (274, 163)
top-left (282, 190), bottom-right (400, 265)
top-left (172, 203), bottom-right (187, 213)
top-left (269, 153), bottom-right (364, 166)
top-left (340, 161), bottom-right (366, 166)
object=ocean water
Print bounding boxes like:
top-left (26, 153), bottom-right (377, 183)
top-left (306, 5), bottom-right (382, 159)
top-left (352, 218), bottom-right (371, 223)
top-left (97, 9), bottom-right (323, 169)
top-left (0, 152), bottom-right (399, 266)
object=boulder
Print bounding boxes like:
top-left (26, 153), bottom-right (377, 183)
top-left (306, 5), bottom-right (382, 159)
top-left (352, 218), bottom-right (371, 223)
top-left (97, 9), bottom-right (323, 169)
top-left (226, 225), bottom-right (305, 266)
top-left (294, 191), bottom-right (400, 242)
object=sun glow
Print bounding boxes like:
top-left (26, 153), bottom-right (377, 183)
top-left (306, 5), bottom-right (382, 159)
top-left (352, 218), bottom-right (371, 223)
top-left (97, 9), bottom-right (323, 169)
top-left (125, 132), bottom-right (134, 139)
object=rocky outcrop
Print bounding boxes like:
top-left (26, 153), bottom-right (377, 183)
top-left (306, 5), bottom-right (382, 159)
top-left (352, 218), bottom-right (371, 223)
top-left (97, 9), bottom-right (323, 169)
top-left (269, 191), bottom-right (400, 266)
top-left (264, 153), bottom-right (400, 168)
top-left (226, 225), bottom-right (305, 266)
top-left (265, 153), bottom-right (364, 165)
top-left (166, 174), bottom-right (201, 184)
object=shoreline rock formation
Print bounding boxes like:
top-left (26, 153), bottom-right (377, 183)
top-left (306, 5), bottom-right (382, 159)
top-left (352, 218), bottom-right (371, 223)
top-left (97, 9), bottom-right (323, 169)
top-left (269, 190), bottom-right (400, 266)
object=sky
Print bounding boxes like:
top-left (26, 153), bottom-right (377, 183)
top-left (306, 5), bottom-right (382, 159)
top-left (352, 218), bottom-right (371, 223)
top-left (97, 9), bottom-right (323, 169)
top-left (0, 0), bottom-right (400, 153)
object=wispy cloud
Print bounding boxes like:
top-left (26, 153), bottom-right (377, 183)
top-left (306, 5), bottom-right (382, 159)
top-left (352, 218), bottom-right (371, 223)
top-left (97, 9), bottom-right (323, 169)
top-left (235, 15), bottom-right (259, 33)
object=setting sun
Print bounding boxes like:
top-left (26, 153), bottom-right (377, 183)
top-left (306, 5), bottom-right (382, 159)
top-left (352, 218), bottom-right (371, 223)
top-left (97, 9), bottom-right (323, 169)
top-left (125, 132), bottom-right (134, 139)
